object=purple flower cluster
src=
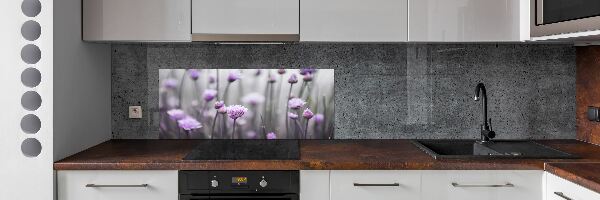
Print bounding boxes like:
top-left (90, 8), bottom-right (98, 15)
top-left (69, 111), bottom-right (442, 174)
top-left (167, 109), bottom-right (186, 120)
top-left (226, 105), bottom-right (248, 120)
top-left (303, 108), bottom-right (314, 119)
top-left (177, 116), bottom-right (202, 131)
top-left (189, 69), bottom-right (200, 80)
top-left (214, 101), bottom-right (224, 109)
top-left (288, 74), bottom-right (298, 84)
top-left (227, 71), bottom-right (241, 83)
top-left (267, 132), bottom-right (277, 139)
top-left (288, 98), bottom-right (306, 110)
top-left (203, 89), bottom-right (218, 102)
top-left (162, 79), bottom-right (178, 89)
top-left (299, 68), bottom-right (317, 75)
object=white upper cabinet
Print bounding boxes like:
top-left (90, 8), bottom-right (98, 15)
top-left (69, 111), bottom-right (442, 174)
top-left (191, 0), bottom-right (300, 41)
top-left (83, 0), bottom-right (191, 42)
top-left (300, 0), bottom-right (408, 42)
top-left (409, 0), bottom-right (530, 42)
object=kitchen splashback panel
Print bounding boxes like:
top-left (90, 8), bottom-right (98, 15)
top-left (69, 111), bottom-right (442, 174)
top-left (112, 43), bottom-right (576, 139)
top-left (159, 69), bottom-right (334, 139)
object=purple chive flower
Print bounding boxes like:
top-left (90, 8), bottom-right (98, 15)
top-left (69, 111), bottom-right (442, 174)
top-left (167, 109), bottom-right (186, 120)
top-left (288, 112), bottom-right (299, 119)
top-left (277, 68), bottom-right (286, 75)
top-left (162, 79), bottom-right (178, 89)
top-left (242, 93), bottom-right (265, 106)
top-left (267, 132), bottom-right (277, 139)
top-left (227, 71), bottom-right (241, 83)
top-left (314, 114), bottom-right (325, 124)
top-left (177, 116), bottom-right (202, 131)
top-left (288, 74), bottom-right (298, 84)
top-left (208, 75), bottom-right (216, 84)
top-left (202, 89), bottom-right (218, 102)
top-left (217, 106), bottom-right (228, 114)
top-left (268, 74), bottom-right (276, 83)
top-left (255, 69), bottom-right (262, 76)
top-left (303, 108), bottom-right (314, 119)
top-left (303, 73), bottom-right (313, 82)
top-left (288, 98), bottom-right (306, 110)
top-left (226, 105), bottom-right (248, 120)
top-left (214, 101), bottom-right (224, 109)
top-left (299, 68), bottom-right (317, 75)
top-left (189, 69), bottom-right (200, 80)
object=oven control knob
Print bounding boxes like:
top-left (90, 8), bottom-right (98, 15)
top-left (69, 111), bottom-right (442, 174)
top-left (211, 180), bottom-right (219, 188)
top-left (259, 179), bottom-right (268, 188)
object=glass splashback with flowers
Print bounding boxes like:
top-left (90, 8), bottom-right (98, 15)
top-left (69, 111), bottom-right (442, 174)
top-left (159, 69), bottom-right (334, 139)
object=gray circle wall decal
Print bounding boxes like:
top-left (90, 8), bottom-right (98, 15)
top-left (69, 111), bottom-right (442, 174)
top-left (21, 44), bottom-right (41, 64)
top-left (21, 138), bottom-right (42, 157)
top-left (21, 20), bottom-right (41, 41)
top-left (21, 0), bottom-right (41, 17)
top-left (21, 67), bottom-right (41, 87)
top-left (20, 114), bottom-right (41, 134)
top-left (21, 91), bottom-right (42, 111)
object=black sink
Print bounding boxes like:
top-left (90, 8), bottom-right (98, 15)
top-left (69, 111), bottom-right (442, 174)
top-left (412, 140), bottom-right (578, 160)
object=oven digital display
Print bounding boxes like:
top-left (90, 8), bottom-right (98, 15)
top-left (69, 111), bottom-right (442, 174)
top-left (232, 177), bottom-right (248, 186)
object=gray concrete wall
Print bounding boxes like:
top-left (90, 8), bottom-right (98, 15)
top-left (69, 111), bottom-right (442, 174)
top-left (112, 43), bottom-right (576, 139)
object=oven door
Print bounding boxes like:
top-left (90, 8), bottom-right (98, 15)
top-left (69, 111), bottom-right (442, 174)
top-left (180, 194), bottom-right (299, 200)
top-left (532, 0), bottom-right (600, 37)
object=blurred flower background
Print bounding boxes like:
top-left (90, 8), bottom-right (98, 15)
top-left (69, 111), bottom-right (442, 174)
top-left (159, 69), bottom-right (335, 139)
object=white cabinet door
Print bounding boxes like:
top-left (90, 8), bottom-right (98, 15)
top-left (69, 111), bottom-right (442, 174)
top-left (409, 0), bottom-right (529, 42)
top-left (545, 172), bottom-right (600, 200)
top-left (82, 0), bottom-right (191, 42)
top-left (301, 170), bottom-right (330, 200)
top-left (301, 0), bottom-right (408, 42)
top-left (330, 170), bottom-right (420, 200)
top-left (192, 0), bottom-right (299, 40)
top-left (57, 170), bottom-right (178, 200)
top-left (421, 170), bottom-right (543, 200)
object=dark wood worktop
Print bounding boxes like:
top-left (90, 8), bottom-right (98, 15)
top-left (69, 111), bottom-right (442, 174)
top-left (54, 139), bottom-right (600, 171)
top-left (545, 162), bottom-right (600, 194)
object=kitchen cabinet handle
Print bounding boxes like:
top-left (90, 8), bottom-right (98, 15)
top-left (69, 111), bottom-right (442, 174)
top-left (451, 182), bottom-right (514, 188)
top-left (85, 184), bottom-right (149, 188)
top-left (353, 183), bottom-right (400, 187)
top-left (553, 192), bottom-right (573, 200)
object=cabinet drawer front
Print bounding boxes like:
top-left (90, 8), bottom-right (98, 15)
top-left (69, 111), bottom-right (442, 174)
top-left (192, 0), bottom-right (300, 34)
top-left (546, 173), bottom-right (600, 200)
top-left (57, 170), bottom-right (178, 200)
top-left (330, 170), bottom-right (420, 200)
top-left (421, 170), bottom-right (543, 200)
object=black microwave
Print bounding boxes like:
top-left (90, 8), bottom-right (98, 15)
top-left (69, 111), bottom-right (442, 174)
top-left (532, 0), bottom-right (600, 37)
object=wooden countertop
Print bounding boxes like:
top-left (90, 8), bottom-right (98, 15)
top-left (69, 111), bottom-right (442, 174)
top-left (545, 162), bottom-right (600, 194)
top-left (54, 139), bottom-right (600, 170)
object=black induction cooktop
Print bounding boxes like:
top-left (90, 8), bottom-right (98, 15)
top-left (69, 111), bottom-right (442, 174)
top-left (183, 140), bottom-right (300, 160)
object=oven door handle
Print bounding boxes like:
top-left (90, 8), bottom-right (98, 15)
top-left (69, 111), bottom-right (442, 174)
top-left (180, 194), bottom-right (298, 200)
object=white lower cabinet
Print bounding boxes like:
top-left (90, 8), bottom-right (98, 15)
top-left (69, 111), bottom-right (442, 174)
top-left (421, 170), bottom-right (543, 200)
top-left (545, 172), bottom-right (600, 200)
top-left (301, 170), bottom-right (330, 200)
top-left (57, 170), bottom-right (178, 200)
top-left (330, 170), bottom-right (421, 200)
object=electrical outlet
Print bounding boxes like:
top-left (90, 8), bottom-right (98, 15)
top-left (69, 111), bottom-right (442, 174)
top-left (129, 106), bottom-right (142, 119)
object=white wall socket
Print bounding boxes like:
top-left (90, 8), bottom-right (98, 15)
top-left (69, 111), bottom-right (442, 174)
top-left (129, 106), bottom-right (142, 119)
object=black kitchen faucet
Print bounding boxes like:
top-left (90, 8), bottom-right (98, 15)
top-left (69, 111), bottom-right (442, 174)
top-left (474, 83), bottom-right (495, 142)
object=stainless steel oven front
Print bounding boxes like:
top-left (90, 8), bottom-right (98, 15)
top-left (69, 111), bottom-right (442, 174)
top-left (532, 0), bottom-right (600, 37)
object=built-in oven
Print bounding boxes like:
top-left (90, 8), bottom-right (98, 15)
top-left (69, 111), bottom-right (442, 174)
top-left (179, 171), bottom-right (299, 200)
top-left (532, 0), bottom-right (600, 37)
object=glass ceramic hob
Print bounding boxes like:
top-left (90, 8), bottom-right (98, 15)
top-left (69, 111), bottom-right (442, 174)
top-left (183, 140), bottom-right (300, 160)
